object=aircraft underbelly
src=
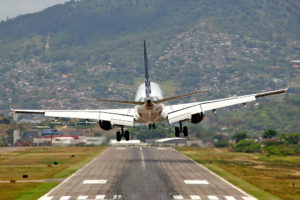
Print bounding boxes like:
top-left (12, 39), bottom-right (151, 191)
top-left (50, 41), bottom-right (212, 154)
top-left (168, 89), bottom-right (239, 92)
top-left (136, 105), bottom-right (165, 123)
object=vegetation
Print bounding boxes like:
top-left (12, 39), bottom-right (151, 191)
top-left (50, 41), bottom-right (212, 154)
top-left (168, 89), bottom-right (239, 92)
top-left (233, 140), bottom-right (261, 153)
top-left (0, 0), bottom-right (298, 135)
top-left (217, 95), bottom-right (300, 134)
top-left (177, 147), bottom-right (300, 200)
top-left (0, 146), bottom-right (106, 200)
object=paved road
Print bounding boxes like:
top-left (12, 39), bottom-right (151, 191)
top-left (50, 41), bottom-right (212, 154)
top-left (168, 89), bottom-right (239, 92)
top-left (39, 146), bottom-right (257, 200)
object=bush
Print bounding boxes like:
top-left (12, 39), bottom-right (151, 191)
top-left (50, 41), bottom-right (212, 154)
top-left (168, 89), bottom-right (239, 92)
top-left (233, 139), bottom-right (261, 153)
top-left (262, 129), bottom-right (277, 139)
top-left (214, 139), bottom-right (229, 147)
top-left (232, 131), bottom-right (249, 143)
top-left (265, 144), bottom-right (297, 156)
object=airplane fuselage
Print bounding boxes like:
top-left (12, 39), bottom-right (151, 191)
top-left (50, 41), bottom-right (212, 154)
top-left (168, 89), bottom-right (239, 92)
top-left (134, 82), bottom-right (166, 124)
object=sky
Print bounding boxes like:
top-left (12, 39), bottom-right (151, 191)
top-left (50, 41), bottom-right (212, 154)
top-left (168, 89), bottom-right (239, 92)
top-left (0, 0), bottom-right (70, 21)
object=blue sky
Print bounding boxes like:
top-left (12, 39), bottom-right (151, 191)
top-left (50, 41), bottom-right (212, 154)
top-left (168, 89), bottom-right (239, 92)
top-left (0, 0), bottom-right (70, 21)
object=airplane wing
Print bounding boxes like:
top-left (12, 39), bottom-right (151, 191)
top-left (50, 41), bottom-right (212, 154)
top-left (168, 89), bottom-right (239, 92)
top-left (12, 108), bottom-right (136, 127)
top-left (165, 88), bottom-right (288, 124)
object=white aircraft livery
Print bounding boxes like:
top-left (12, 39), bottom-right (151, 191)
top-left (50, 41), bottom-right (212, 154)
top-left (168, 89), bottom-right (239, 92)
top-left (13, 41), bottom-right (288, 141)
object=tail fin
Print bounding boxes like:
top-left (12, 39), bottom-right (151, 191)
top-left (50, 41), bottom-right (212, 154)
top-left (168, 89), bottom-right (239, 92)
top-left (144, 40), bottom-right (151, 98)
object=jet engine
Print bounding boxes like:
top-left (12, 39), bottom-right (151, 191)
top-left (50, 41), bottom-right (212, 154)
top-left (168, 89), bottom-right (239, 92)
top-left (98, 120), bottom-right (113, 130)
top-left (190, 112), bottom-right (204, 124)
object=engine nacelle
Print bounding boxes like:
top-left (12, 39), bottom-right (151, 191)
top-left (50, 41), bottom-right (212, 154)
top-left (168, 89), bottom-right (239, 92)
top-left (190, 112), bottom-right (204, 124)
top-left (98, 120), bottom-right (113, 130)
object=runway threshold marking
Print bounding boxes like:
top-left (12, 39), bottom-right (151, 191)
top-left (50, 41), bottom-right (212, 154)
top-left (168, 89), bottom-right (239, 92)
top-left (77, 196), bottom-right (88, 200)
top-left (173, 195), bottom-right (184, 200)
top-left (112, 195), bottom-right (122, 199)
top-left (82, 180), bottom-right (107, 184)
top-left (184, 180), bottom-right (209, 184)
top-left (38, 197), bottom-right (53, 200)
top-left (207, 196), bottom-right (219, 200)
top-left (225, 196), bottom-right (236, 200)
top-left (59, 196), bottom-right (71, 200)
top-left (242, 197), bottom-right (258, 200)
top-left (190, 195), bottom-right (201, 199)
top-left (95, 195), bottom-right (105, 199)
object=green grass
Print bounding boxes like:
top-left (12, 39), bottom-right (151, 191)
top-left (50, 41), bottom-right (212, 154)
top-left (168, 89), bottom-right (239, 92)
top-left (0, 146), bottom-right (106, 200)
top-left (14, 182), bottom-right (59, 200)
top-left (177, 147), bottom-right (300, 200)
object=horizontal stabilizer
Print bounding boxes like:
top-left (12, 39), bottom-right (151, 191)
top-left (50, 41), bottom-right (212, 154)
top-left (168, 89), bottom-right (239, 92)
top-left (96, 99), bottom-right (144, 105)
top-left (153, 89), bottom-right (208, 104)
top-left (96, 89), bottom-right (208, 105)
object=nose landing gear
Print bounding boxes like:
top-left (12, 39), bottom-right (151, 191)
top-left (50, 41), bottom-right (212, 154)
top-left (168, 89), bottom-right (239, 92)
top-left (148, 123), bottom-right (156, 130)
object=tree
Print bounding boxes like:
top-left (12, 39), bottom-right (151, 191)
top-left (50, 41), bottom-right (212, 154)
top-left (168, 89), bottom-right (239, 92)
top-left (279, 133), bottom-right (299, 145)
top-left (232, 131), bottom-right (249, 143)
top-left (233, 140), bottom-right (261, 153)
top-left (262, 129), bottom-right (277, 139)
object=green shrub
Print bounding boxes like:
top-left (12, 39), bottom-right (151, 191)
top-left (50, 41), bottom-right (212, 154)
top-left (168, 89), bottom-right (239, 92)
top-left (233, 139), bottom-right (261, 153)
top-left (265, 144), bottom-right (296, 156)
top-left (214, 139), bottom-right (229, 147)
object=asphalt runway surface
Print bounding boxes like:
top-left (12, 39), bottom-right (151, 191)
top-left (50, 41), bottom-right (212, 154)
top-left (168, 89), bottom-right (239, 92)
top-left (39, 146), bottom-right (257, 200)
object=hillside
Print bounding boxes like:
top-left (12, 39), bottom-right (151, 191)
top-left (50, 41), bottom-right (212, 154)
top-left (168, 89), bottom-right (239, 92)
top-left (0, 0), bottom-right (299, 132)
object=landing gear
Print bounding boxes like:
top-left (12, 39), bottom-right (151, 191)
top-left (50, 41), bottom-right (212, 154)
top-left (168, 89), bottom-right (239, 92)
top-left (124, 130), bottom-right (130, 141)
top-left (175, 127), bottom-right (180, 137)
top-left (148, 123), bottom-right (156, 130)
top-left (116, 127), bottom-right (130, 141)
top-left (183, 126), bottom-right (188, 137)
top-left (175, 121), bottom-right (188, 137)
top-left (116, 131), bottom-right (121, 142)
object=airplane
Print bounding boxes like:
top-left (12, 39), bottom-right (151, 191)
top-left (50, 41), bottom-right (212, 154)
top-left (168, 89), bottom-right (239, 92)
top-left (12, 41), bottom-right (288, 141)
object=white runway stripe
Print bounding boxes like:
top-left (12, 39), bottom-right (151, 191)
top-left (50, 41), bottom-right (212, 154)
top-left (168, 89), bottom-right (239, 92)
top-left (190, 195), bottom-right (201, 199)
top-left (59, 196), bottom-right (71, 200)
top-left (225, 196), bottom-right (236, 200)
top-left (116, 147), bottom-right (126, 150)
top-left (157, 147), bottom-right (167, 150)
top-left (77, 196), bottom-right (88, 200)
top-left (38, 197), bottom-right (53, 200)
top-left (208, 196), bottom-right (219, 200)
top-left (242, 197), bottom-right (257, 200)
top-left (184, 180), bottom-right (209, 184)
top-left (95, 195), bottom-right (105, 199)
top-left (113, 195), bottom-right (122, 199)
top-left (173, 195), bottom-right (184, 200)
top-left (82, 179), bottom-right (107, 184)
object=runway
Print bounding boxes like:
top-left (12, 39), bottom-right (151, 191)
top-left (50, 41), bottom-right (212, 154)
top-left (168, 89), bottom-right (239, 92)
top-left (39, 146), bottom-right (257, 200)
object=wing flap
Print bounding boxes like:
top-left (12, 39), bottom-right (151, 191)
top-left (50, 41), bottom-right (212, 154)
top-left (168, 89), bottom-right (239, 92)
top-left (201, 96), bottom-right (256, 112)
top-left (45, 111), bottom-right (100, 120)
top-left (168, 105), bottom-right (202, 124)
top-left (13, 109), bottom-right (135, 127)
top-left (165, 88), bottom-right (287, 124)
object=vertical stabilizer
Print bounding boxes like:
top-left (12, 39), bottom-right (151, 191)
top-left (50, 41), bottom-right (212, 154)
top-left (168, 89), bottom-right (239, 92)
top-left (144, 40), bottom-right (151, 98)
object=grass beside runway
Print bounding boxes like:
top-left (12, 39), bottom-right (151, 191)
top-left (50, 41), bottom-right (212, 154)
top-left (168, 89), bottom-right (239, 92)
top-left (176, 147), bottom-right (300, 200)
top-left (0, 146), bottom-right (106, 200)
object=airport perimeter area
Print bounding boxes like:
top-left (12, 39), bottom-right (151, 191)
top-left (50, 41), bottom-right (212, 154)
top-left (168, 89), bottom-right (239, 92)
top-left (0, 145), bottom-right (299, 200)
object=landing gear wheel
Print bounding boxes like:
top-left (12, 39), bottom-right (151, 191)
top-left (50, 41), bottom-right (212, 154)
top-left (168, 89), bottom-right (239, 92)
top-left (183, 126), bottom-right (188, 137)
top-left (124, 130), bottom-right (130, 141)
top-left (116, 131), bottom-right (121, 142)
top-left (175, 127), bottom-right (180, 137)
top-left (152, 123), bottom-right (156, 129)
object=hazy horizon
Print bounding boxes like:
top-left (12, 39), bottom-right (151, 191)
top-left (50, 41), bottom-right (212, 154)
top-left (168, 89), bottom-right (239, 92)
top-left (0, 0), bottom-right (70, 21)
